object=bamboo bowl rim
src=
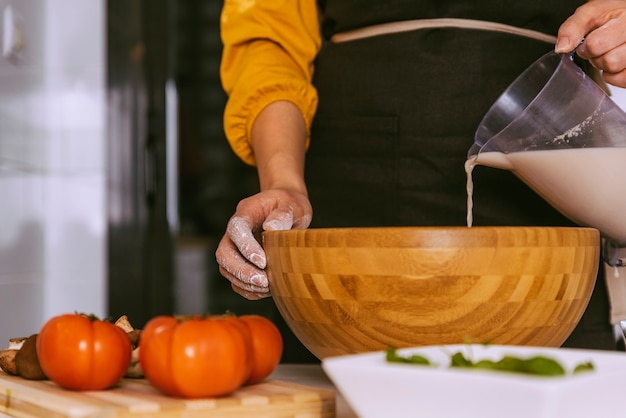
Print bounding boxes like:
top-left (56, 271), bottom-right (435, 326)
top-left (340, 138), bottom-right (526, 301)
top-left (262, 226), bottom-right (601, 248)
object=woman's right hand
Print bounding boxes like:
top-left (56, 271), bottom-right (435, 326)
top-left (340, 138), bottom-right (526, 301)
top-left (215, 188), bottom-right (312, 300)
top-left (557, 0), bottom-right (626, 87)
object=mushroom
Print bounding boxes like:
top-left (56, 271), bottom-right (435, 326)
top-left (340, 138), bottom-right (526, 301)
top-left (114, 315), bottom-right (143, 378)
top-left (0, 337), bottom-right (26, 375)
top-left (14, 334), bottom-right (47, 380)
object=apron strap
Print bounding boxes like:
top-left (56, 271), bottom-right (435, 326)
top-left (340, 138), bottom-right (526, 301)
top-left (331, 18), bottom-right (557, 44)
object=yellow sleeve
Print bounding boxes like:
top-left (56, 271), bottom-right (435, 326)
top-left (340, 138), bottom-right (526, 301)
top-left (220, 0), bottom-right (322, 166)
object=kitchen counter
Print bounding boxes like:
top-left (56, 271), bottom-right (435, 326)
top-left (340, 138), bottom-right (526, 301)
top-left (269, 364), bottom-right (358, 417)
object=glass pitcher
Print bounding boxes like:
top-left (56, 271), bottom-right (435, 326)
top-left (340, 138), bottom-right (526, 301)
top-left (468, 51), bottom-right (626, 267)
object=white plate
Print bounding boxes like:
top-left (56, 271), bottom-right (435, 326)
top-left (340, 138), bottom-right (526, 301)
top-left (322, 344), bottom-right (626, 418)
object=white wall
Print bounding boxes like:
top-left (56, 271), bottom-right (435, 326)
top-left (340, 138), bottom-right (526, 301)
top-left (0, 0), bottom-right (105, 339)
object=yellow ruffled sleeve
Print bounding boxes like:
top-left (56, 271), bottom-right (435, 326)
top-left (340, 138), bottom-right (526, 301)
top-left (220, 0), bottom-right (322, 166)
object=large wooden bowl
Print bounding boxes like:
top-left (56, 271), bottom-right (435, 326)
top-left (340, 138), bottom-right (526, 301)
top-left (263, 226), bottom-right (600, 359)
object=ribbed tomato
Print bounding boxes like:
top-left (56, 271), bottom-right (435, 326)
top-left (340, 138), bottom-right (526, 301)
top-left (139, 315), bottom-right (253, 398)
top-left (36, 313), bottom-right (132, 390)
top-left (239, 315), bottom-right (283, 384)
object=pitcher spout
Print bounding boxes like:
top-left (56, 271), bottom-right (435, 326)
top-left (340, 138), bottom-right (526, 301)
top-left (467, 143), bottom-right (482, 159)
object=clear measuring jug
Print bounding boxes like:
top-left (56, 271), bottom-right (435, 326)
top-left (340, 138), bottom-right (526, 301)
top-left (468, 51), bottom-right (626, 267)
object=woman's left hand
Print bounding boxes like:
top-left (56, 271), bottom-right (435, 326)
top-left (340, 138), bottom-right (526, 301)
top-left (557, 0), bottom-right (626, 87)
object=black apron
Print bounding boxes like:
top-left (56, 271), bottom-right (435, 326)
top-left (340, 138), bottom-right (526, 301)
top-left (305, 1), bottom-right (614, 350)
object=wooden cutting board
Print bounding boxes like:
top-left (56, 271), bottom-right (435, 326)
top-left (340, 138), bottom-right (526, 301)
top-left (0, 372), bottom-right (335, 417)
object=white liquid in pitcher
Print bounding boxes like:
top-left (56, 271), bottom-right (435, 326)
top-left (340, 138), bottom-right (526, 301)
top-left (465, 147), bottom-right (626, 246)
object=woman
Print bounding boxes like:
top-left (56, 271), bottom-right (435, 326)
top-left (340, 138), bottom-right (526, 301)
top-left (217, 0), bottom-right (626, 351)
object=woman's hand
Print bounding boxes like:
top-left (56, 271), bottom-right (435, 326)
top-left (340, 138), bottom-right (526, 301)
top-left (216, 188), bottom-right (312, 300)
top-left (557, 0), bottom-right (626, 87)
top-left (216, 100), bottom-right (310, 299)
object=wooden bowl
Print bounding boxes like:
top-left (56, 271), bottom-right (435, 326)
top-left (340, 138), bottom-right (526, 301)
top-left (263, 226), bottom-right (600, 359)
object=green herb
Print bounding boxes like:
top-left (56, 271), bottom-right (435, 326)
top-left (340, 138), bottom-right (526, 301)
top-left (573, 361), bottom-right (595, 374)
top-left (386, 348), bottom-right (595, 377)
top-left (449, 351), bottom-right (474, 368)
top-left (385, 348), bottom-right (432, 366)
top-left (451, 352), bottom-right (566, 376)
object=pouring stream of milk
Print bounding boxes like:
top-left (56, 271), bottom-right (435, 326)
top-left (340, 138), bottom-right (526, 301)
top-left (464, 152), bottom-right (512, 228)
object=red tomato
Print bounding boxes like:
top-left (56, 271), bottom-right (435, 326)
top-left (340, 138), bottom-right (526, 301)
top-left (239, 315), bottom-right (283, 384)
top-left (139, 315), bottom-right (253, 398)
top-left (36, 313), bottom-right (132, 390)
